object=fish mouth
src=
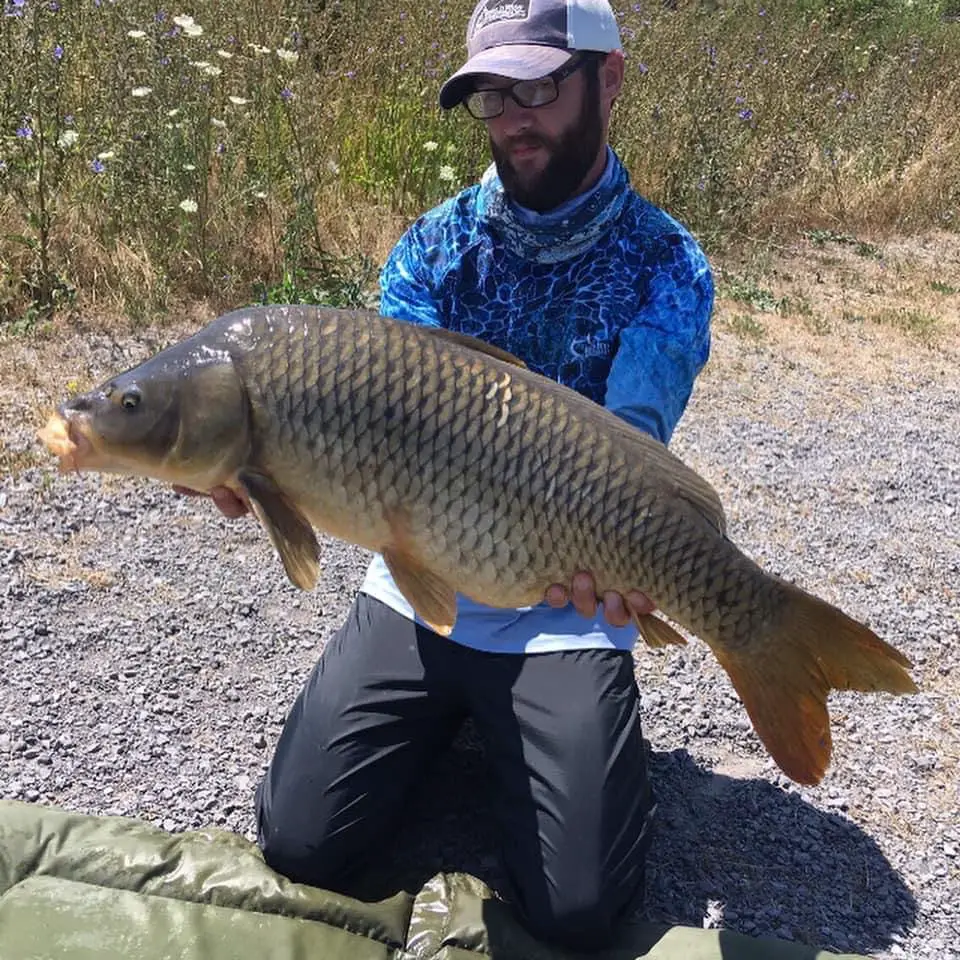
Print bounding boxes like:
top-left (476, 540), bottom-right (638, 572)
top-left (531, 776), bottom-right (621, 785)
top-left (37, 411), bottom-right (95, 473)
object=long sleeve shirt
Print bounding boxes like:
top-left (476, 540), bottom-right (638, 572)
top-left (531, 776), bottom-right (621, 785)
top-left (359, 147), bottom-right (714, 653)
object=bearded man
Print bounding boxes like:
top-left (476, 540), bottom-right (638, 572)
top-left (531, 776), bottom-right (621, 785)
top-left (198, 0), bottom-right (715, 949)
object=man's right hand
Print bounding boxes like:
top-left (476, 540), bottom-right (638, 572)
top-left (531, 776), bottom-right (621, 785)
top-left (173, 484), bottom-right (250, 519)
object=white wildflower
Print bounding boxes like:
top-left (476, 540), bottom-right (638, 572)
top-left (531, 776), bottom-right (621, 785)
top-left (179, 198), bottom-right (198, 213)
top-left (127, 30), bottom-right (147, 40)
top-left (57, 130), bottom-right (79, 149)
top-left (227, 95), bottom-right (250, 106)
top-left (131, 86), bottom-right (153, 98)
top-left (275, 48), bottom-right (299, 64)
top-left (253, 191), bottom-right (267, 199)
top-left (247, 43), bottom-right (271, 55)
top-left (438, 165), bottom-right (455, 182)
top-left (173, 15), bottom-right (203, 37)
top-left (211, 118), bottom-right (227, 128)
top-left (217, 49), bottom-right (234, 59)
top-left (182, 164), bottom-right (196, 171)
top-left (167, 108), bottom-right (180, 118)
top-left (423, 141), bottom-right (438, 152)
top-left (97, 150), bottom-right (116, 160)
top-left (191, 60), bottom-right (221, 76)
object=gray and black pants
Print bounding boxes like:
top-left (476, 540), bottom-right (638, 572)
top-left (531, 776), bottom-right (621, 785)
top-left (254, 592), bottom-right (655, 950)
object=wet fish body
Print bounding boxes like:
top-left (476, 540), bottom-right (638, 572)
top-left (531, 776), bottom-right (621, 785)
top-left (38, 305), bottom-right (917, 785)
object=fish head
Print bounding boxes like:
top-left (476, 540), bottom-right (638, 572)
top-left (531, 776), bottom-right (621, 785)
top-left (38, 345), bottom-right (251, 491)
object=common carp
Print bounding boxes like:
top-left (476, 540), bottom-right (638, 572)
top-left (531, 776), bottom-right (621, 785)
top-left (38, 304), bottom-right (917, 785)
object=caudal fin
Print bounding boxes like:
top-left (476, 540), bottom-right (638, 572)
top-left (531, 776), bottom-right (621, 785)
top-left (709, 582), bottom-right (917, 786)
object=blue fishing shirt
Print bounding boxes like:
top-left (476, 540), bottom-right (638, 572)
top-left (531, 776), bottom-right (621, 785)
top-left (359, 147), bottom-right (714, 653)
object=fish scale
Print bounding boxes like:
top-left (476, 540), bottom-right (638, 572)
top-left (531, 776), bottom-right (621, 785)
top-left (38, 303), bottom-right (919, 785)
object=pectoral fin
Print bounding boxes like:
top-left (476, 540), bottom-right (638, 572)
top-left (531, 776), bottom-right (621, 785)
top-left (237, 469), bottom-right (320, 590)
top-left (635, 613), bottom-right (689, 649)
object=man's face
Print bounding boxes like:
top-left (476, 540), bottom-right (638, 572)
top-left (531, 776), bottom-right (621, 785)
top-left (479, 58), bottom-right (604, 213)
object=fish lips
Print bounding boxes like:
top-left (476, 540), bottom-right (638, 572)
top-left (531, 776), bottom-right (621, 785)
top-left (37, 409), bottom-right (97, 474)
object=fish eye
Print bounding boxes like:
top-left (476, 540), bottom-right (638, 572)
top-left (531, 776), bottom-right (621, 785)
top-left (121, 388), bottom-right (141, 410)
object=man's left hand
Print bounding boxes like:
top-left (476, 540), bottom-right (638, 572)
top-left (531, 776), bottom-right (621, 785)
top-left (545, 571), bottom-right (655, 627)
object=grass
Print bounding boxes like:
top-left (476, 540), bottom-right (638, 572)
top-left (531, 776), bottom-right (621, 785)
top-left (870, 307), bottom-right (940, 343)
top-left (0, 0), bottom-right (958, 326)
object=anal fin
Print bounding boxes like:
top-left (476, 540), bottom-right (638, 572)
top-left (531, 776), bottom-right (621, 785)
top-left (382, 506), bottom-right (457, 635)
top-left (237, 469), bottom-right (321, 590)
top-left (635, 613), bottom-right (689, 649)
top-left (382, 546), bottom-right (458, 636)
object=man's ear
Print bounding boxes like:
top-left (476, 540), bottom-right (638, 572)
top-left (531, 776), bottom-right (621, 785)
top-left (601, 49), bottom-right (625, 107)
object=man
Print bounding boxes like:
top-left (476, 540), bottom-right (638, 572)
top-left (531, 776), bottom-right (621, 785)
top-left (185, 0), bottom-right (713, 949)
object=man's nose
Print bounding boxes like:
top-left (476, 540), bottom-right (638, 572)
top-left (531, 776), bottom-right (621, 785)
top-left (495, 95), bottom-right (535, 133)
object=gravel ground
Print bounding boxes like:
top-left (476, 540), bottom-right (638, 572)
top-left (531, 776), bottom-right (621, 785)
top-left (1, 319), bottom-right (958, 960)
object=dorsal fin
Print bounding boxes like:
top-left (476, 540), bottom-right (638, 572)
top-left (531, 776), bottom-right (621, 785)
top-left (422, 326), bottom-right (527, 368)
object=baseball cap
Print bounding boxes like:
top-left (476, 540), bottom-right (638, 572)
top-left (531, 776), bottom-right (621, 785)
top-left (438, 0), bottom-right (622, 110)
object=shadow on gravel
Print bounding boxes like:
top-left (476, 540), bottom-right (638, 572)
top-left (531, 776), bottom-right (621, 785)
top-left (346, 722), bottom-right (917, 958)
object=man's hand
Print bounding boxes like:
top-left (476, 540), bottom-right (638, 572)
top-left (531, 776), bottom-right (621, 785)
top-left (173, 484), bottom-right (250, 519)
top-left (545, 571), bottom-right (655, 627)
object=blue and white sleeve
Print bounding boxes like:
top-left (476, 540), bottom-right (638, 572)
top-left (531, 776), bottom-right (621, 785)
top-left (603, 235), bottom-right (714, 445)
top-left (378, 221), bottom-right (443, 328)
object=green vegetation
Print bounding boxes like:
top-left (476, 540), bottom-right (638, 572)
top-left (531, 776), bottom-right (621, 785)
top-left (1, 0), bottom-right (958, 324)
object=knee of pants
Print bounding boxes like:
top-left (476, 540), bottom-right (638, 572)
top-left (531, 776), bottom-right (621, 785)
top-left (254, 779), bottom-right (341, 890)
top-left (520, 894), bottom-right (625, 952)
top-left (515, 851), bottom-right (648, 951)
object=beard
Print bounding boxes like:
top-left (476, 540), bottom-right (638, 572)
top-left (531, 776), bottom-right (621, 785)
top-left (489, 89), bottom-right (604, 214)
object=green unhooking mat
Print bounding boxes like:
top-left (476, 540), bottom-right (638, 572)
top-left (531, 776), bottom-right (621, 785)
top-left (0, 799), bottom-right (871, 960)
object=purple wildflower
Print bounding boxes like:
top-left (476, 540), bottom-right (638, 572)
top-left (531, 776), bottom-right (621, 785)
top-left (54, 43), bottom-right (64, 60)
top-left (738, 108), bottom-right (754, 121)
top-left (280, 87), bottom-right (294, 101)
top-left (49, 1), bottom-right (61, 10)
top-left (90, 159), bottom-right (105, 173)
top-left (215, 142), bottom-right (226, 155)
top-left (16, 122), bottom-right (33, 139)
top-left (637, 62), bottom-right (648, 74)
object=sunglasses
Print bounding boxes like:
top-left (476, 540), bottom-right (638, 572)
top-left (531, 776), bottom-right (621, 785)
top-left (461, 52), bottom-right (596, 120)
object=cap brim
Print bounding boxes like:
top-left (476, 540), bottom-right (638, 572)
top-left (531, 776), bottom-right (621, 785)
top-left (439, 45), bottom-right (573, 110)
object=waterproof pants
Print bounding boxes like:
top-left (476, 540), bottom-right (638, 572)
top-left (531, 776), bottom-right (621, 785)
top-left (254, 593), bottom-right (655, 951)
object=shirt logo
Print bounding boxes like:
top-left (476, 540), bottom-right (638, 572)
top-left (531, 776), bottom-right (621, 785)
top-left (583, 334), bottom-right (612, 358)
top-left (473, 0), bottom-right (530, 34)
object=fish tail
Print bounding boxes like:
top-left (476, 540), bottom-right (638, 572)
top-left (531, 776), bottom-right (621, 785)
top-left (708, 581), bottom-right (917, 785)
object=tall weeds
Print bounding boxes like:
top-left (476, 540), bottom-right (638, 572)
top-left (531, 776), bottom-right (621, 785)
top-left (1, 0), bottom-right (957, 325)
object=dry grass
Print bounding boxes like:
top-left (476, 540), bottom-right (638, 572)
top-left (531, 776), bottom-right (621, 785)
top-left (708, 229), bottom-right (960, 383)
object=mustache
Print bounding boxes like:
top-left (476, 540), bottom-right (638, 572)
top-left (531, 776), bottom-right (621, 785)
top-left (502, 133), bottom-right (552, 151)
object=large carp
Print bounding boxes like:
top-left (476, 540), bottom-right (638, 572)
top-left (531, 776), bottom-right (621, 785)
top-left (38, 305), bottom-right (917, 785)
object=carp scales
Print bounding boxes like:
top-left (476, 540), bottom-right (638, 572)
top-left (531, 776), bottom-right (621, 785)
top-left (37, 304), bottom-right (917, 785)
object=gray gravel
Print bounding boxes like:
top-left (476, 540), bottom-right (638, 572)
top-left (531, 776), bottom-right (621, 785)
top-left (1, 326), bottom-right (958, 959)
